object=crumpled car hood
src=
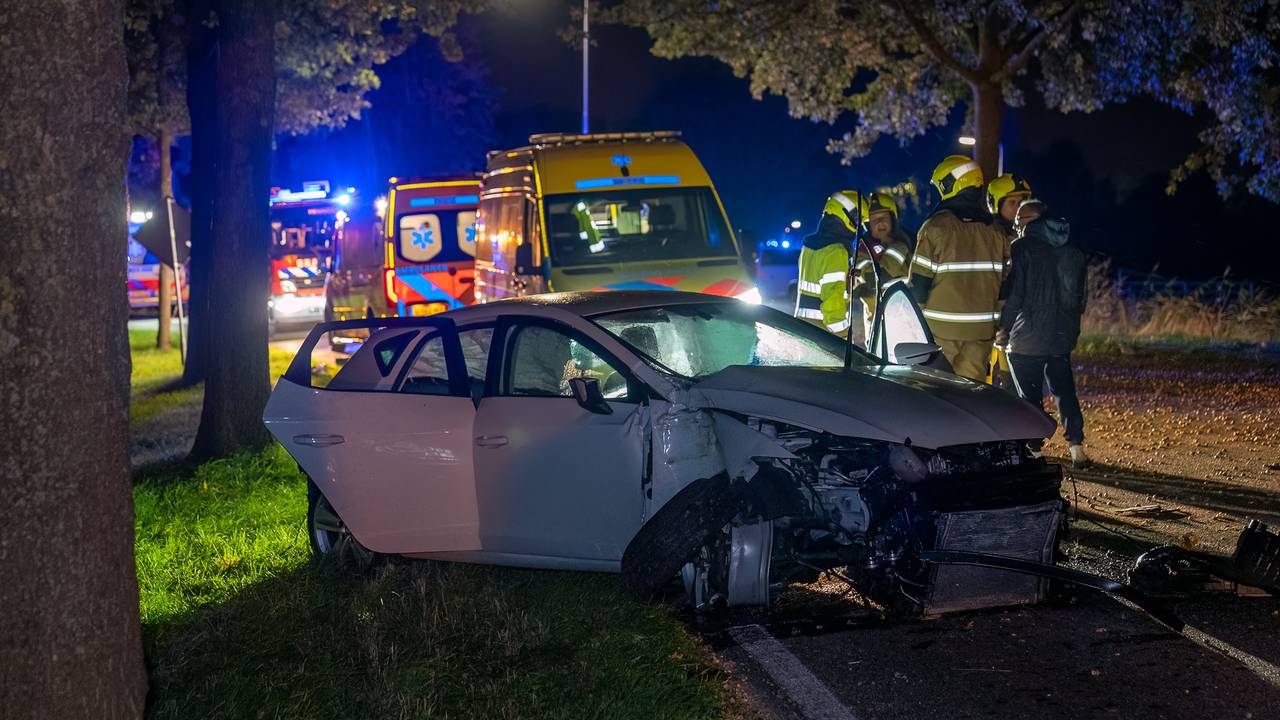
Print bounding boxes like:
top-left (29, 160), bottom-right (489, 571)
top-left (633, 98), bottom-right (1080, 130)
top-left (691, 364), bottom-right (1055, 449)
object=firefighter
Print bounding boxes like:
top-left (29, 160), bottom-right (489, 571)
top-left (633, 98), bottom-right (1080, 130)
top-left (909, 156), bottom-right (1010, 381)
top-left (985, 173), bottom-right (1031, 389)
top-left (987, 173), bottom-right (1033, 238)
top-left (795, 191), bottom-right (860, 334)
top-left (851, 192), bottom-right (912, 342)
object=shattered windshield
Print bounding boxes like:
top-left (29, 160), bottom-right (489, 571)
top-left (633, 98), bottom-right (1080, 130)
top-left (592, 302), bottom-right (873, 378)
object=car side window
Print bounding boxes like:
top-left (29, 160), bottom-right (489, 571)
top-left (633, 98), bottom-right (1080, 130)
top-left (399, 333), bottom-right (453, 395)
top-left (504, 324), bottom-right (632, 400)
top-left (457, 326), bottom-right (494, 399)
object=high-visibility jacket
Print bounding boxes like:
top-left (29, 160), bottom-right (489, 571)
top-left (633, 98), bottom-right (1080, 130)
top-left (795, 242), bottom-right (851, 333)
top-left (851, 231), bottom-right (912, 330)
top-left (910, 197), bottom-right (1011, 341)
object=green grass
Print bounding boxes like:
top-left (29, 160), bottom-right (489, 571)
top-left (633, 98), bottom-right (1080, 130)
top-left (128, 327), bottom-right (297, 426)
top-left (131, 329), bottom-right (726, 719)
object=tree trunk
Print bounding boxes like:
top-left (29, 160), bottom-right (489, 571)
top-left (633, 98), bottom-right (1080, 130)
top-left (190, 0), bottom-right (277, 459)
top-left (971, 80), bottom-right (1005, 182)
top-left (157, 130), bottom-right (174, 349)
top-left (0, 1), bottom-right (147, 718)
top-left (181, 0), bottom-right (217, 387)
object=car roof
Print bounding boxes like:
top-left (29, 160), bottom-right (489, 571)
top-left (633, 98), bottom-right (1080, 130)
top-left (442, 290), bottom-right (732, 322)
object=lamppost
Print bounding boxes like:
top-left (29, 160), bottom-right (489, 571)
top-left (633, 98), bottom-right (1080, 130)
top-left (581, 0), bottom-right (589, 134)
top-left (959, 135), bottom-right (1002, 175)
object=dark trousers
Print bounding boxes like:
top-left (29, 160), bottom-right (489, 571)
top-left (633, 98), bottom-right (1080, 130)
top-left (1008, 353), bottom-right (1085, 444)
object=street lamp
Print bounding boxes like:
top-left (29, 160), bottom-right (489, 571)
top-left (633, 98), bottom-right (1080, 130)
top-left (790, 219), bottom-right (802, 229)
top-left (581, 0), bottom-right (589, 134)
top-left (958, 135), bottom-right (1003, 175)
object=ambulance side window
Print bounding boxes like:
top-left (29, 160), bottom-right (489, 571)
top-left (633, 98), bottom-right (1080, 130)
top-left (340, 221), bottom-right (380, 271)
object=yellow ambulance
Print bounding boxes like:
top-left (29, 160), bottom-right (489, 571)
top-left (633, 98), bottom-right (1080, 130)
top-left (474, 131), bottom-right (759, 302)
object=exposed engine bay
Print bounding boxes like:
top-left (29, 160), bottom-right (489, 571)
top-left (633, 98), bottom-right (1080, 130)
top-left (678, 417), bottom-right (1068, 615)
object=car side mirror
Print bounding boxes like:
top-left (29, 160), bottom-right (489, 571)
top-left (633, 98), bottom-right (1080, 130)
top-left (569, 377), bottom-right (612, 414)
top-left (893, 341), bottom-right (942, 366)
top-left (514, 242), bottom-right (537, 275)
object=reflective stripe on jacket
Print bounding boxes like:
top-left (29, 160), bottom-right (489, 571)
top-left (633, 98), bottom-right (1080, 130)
top-left (795, 243), bottom-right (851, 334)
top-left (910, 209), bottom-right (1010, 341)
top-left (851, 237), bottom-right (911, 329)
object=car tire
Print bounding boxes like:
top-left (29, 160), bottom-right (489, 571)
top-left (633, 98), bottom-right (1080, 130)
top-left (620, 472), bottom-right (748, 600)
top-left (306, 480), bottom-right (381, 573)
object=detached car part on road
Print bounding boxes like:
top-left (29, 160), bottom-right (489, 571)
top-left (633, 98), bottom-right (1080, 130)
top-left (267, 289), bottom-right (1077, 616)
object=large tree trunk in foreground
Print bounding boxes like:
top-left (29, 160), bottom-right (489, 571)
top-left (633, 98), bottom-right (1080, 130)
top-left (190, 0), bottom-right (277, 459)
top-left (181, 0), bottom-right (217, 387)
top-left (0, 1), bottom-right (147, 718)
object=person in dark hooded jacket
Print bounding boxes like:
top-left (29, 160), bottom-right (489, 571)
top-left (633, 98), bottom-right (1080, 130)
top-left (997, 198), bottom-right (1090, 465)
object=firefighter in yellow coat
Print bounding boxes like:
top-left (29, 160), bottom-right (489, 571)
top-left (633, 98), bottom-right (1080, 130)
top-left (909, 156), bottom-right (1011, 381)
top-left (850, 192), bottom-right (912, 342)
top-left (795, 190), bottom-right (861, 334)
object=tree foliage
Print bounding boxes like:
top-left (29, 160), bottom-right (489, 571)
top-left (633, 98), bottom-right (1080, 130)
top-left (127, 0), bottom-right (482, 138)
top-left (601, 0), bottom-right (1280, 201)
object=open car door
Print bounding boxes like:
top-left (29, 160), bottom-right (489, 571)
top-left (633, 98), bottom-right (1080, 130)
top-left (868, 283), bottom-right (955, 373)
top-left (265, 318), bottom-right (479, 555)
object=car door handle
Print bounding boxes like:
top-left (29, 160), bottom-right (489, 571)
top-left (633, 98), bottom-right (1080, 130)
top-left (475, 435), bottom-right (508, 448)
top-left (293, 433), bottom-right (345, 447)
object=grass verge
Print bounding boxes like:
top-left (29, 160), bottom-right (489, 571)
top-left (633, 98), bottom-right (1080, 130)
top-left (132, 330), bottom-right (725, 719)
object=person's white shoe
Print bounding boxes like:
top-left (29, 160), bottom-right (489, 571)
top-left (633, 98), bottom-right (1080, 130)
top-left (1068, 444), bottom-right (1090, 467)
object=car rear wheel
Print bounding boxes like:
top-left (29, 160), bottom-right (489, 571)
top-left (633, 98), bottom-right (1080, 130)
top-left (307, 480), bottom-right (380, 572)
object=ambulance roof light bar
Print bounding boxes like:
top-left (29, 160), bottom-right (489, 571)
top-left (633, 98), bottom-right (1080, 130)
top-left (528, 130), bottom-right (682, 146)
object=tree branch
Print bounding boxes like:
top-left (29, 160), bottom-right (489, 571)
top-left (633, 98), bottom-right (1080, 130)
top-left (977, 4), bottom-right (1003, 72)
top-left (891, 0), bottom-right (979, 83)
top-left (995, 0), bottom-right (1083, 81)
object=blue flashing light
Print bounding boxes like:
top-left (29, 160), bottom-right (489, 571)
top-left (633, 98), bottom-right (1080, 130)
top-left (335, 193), bottom-right (351, 206)
top-left (574, 175), bottom-right (680, 190)
top-left (611, 154), bottom-right (632, 168)
top-left (269, 188), bottom-right (328, 204)
top-left (766, 240), bottom-right (779, 247)
top-left (408, 194), bottom-right (480, 208)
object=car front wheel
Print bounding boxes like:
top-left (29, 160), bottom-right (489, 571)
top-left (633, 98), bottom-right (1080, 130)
top-left (306, 480), bottom-right (379, 572)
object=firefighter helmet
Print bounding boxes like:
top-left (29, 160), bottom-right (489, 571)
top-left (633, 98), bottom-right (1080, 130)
top-left (822, 190), bottom-right (862, 233)
top-left (860, 192), bottom-right (898, 224)
top-left (987, 173), bottom-right (1033, 214)
top-left (931, 155), bottom-right (984, 200)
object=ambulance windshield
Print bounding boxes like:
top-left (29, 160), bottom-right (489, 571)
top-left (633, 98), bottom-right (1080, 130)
top-left (544, 187), bottom-right (735, 267)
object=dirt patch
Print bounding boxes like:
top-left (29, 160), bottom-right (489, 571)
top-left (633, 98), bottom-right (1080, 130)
top-left (1052, 343), bottom-right (1280, 555)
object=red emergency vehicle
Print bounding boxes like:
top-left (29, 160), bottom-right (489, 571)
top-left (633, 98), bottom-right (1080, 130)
top-left (268, 181), bottom-right (352, 334)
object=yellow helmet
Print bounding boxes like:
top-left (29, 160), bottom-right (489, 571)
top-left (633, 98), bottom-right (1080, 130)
top-left (860, 192), bottom-right (898, 224)
top-left (931, 155), bottom-right (984, 200)
top-left (986, 173), bottom-right (1033, 214)
top-left (822, 190), bottom-right (861, 233)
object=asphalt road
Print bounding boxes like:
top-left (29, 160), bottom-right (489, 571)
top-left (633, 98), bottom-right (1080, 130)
top-left (709, 589), bottom-right (1280, 720)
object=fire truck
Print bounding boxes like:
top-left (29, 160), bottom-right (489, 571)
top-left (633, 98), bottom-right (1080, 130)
top-left (127, 213), bottom-right (188, 314)
top-left (325, 175), bottom-right (480, 323)
top-left (268, 181), bottom-right (354, 335)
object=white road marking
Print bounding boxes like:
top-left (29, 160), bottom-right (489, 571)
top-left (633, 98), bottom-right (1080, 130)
top-left (728, 624), bottom-right (859, 720)
top-left (1182, 624), bottom-right (1280, 689)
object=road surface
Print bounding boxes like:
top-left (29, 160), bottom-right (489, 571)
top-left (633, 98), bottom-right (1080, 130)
top-left (710, 342), bottom-right (1280, 720)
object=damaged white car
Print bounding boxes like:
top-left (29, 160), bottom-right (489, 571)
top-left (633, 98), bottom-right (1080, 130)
top-left (266, 288), bottom-right (1075, 615)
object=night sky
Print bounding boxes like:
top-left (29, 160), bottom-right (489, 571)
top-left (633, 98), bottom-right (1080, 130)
top-left (273, 0), bottom-right (1280, 283)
